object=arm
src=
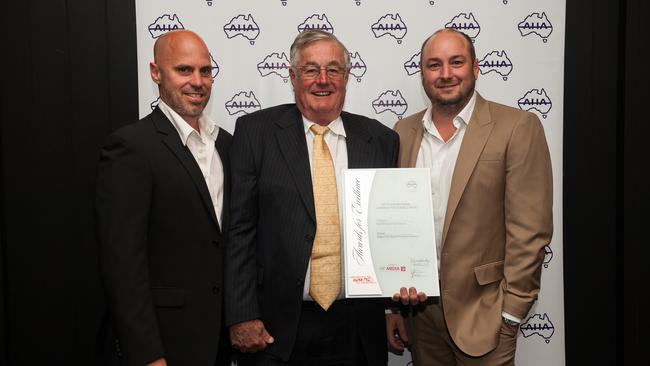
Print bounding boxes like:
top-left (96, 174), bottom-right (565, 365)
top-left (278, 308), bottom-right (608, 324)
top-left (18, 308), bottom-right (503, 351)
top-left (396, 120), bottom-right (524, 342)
top-left (502, 112), bottom-right (553, 318)
top-left (224, 118), bottom-right (273, 351)
top-left (95, 133), bottom-right (164, 365)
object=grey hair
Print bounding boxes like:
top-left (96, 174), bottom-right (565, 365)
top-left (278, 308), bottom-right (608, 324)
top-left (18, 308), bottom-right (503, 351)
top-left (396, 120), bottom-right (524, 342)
top-left (289, 30), bottom-right (351, 69)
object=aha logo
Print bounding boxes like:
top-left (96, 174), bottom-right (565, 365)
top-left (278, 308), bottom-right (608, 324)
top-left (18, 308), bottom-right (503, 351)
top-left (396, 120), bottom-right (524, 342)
top-left (298, 14), bottom-right (334, 33)
top-left (209, 53), bottom-right (220, 79)
top-left (225, 91), bottom-right (262, 116)
top-left (543, 245), bottom-right (553, 268)
top-left (150, 97), bottom-right (160, 111)
top-left (223, 14), bottom-right (260, 45)
top-left (349, 52), bottom-right (367, 82)
top-left (148, 14), bottom-right (184, 39)
top-left (372, 90), bottom-right (408, 119)
top-left (371, 14), bottom-right (408, 44)
top-left (520, 313), bottom-right (555, 343)
top-left (479, 50), bottom-right (513, 80)
top-left (257, 52), bottom-right (290, 82)
top-left (403, 52), bottom-right (421, 76)
top-left (518, 12), bottom-right (553, 42)
top-left (445, 13), bottom-right (481, 41)
top-left (518, 88), bottom-right (552, 118)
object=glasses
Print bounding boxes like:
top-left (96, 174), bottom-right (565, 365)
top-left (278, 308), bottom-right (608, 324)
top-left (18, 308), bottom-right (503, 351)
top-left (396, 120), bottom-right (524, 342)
top-left (297, 65), bottom-right (348, 79)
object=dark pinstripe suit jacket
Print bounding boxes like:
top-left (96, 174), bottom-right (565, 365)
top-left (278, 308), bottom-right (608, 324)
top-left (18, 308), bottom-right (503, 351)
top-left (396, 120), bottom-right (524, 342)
top-left (225, 104), bottom-right (398, 363)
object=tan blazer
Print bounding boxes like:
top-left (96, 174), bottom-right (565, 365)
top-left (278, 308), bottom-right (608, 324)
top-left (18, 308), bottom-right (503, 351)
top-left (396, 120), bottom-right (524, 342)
top-left (394, 93), bottom-right (553, 357)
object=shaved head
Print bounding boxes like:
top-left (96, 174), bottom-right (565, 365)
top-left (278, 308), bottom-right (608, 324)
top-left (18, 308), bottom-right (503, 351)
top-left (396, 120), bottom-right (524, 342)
top-left (150, 30), bottom-right (213, 128)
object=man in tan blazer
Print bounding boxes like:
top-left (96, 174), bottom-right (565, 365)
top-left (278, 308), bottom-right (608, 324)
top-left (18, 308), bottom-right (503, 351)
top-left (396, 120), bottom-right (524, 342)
top-left (386, 28), bottom-right (553, 365)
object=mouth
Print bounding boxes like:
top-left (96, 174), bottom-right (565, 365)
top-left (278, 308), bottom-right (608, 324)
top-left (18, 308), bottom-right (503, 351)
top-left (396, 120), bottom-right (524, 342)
top-left (184, 92), bottom-right (205, 102)
top-left (311, 91), bottom-right (333, 97)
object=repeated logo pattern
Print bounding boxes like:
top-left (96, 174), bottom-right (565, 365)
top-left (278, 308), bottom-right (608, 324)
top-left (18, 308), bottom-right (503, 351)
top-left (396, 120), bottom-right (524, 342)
top-left (521, 313), bottom-right (556, 343)
top-left (372, 90), bottom-right (408, 119)
top-left (518, 12), bottom-right (553, 42)
top-left (148, 14), bottom-right (184, 38)
top-left (479, 50), bottom-right (513, 80)
top-left (371, 14), bottom-right (408, 44)
top-left (223, 14), bottom-right (260, 45)
top-left (518, 88), bottom-right (552, 118)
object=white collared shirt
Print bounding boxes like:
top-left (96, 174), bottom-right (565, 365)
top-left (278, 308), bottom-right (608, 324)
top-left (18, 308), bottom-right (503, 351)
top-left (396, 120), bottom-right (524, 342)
top-left (301, 116), bottom-right (348, 301)
top-left (158, 101), bottom-right (224, 226)
top-left (416, 91), bottom-right (476, 269)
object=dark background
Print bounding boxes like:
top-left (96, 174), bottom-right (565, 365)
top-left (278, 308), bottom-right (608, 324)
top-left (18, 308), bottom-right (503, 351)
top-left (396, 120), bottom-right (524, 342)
top-left (1, 1), bottom-right (646, 364)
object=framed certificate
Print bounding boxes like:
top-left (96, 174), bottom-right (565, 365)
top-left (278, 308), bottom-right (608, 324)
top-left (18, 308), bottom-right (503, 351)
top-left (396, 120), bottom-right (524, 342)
top-left (342, 168), bottom-right (439, 298)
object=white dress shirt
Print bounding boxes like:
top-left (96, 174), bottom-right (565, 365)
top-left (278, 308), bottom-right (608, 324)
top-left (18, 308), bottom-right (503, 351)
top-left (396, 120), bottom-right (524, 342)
top-left (158, 101), bottom-right (225, 226)
top-left (301, 116), bottom-right (348, 301)
top-left (416, 92), bottom-right (476, 270)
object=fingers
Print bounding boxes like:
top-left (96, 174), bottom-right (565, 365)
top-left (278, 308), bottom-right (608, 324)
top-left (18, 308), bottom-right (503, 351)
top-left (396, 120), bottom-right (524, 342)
top-left (393, 287), bottom-right (428, 305)
top-left (385, 314), bottom-right (406, 353)
top-left (229, 320), bottom-right (274, 353)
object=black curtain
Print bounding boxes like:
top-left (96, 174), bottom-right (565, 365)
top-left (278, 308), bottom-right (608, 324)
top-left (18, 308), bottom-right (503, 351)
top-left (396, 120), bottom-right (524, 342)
top-left (1, 0), bottom-right (137, 364)
top-left (1, 0), bottom-right (645, 365)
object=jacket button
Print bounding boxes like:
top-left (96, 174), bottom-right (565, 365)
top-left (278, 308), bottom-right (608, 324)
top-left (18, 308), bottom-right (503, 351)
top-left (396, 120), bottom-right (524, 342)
top-left (297, 279), bottom-right (304, 286)
top-left (212, 239), bottom-right (219, 247)
top-left (212, 286), bottom-right (221, 294)
top-left (305, 234), bottom-right (313, 241)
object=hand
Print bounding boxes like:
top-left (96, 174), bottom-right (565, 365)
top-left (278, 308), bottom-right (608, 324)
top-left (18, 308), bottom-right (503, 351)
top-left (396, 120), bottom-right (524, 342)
top-left (392, 287), bottom-right (427, 306)
top-left (146, 358), bottom-right (167, 366)
top-left (230, 319), bottom-right (274, 353)
top-left (385, 313), bottom-right (409, 354)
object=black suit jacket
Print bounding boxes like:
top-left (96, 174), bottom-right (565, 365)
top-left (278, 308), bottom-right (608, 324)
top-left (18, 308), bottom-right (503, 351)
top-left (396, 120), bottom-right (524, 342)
top-left (225, 104), bottom-right (398, 364)
top-left (95, 107), bottom-right (231, 366)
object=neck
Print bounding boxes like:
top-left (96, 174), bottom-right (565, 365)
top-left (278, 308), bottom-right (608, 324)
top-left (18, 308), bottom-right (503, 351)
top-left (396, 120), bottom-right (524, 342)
top-left (183, 117), bottom-right (200, 133)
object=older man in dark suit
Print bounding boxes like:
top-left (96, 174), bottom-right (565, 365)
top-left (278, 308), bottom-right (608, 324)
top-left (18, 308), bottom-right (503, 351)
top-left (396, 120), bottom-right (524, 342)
top-left (225, 30), bottom-right (399, 366)
top-left (95, 30), bottom-right (231, 366)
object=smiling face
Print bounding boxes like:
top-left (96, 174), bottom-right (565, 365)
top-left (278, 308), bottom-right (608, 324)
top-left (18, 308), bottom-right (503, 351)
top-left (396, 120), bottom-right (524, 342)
top-left (150, 30), bottom-right (213, 127)
top-left (420, 30), bottom-right (478, 112)
top-left (290, 39), bottom-right (349, 125)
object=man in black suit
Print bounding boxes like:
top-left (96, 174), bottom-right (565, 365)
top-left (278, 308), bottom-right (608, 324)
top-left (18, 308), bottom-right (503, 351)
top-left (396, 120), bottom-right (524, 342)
top-left (95, 30), bottom-right (231, 366)
top-left (225, 30), bottom-right (399, 365)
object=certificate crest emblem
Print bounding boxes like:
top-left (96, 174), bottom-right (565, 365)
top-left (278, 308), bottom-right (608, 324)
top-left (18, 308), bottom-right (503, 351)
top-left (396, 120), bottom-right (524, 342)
top-left (406, 180), bottom-right (417, 191)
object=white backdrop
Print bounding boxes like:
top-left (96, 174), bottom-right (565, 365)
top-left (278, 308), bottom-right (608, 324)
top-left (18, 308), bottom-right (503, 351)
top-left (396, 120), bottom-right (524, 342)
top-left (135, 1), bottom-right (565, 365)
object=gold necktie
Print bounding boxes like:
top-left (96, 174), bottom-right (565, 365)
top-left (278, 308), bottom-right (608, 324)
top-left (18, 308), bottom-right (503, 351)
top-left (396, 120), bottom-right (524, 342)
top-left (309, 124), bottom-right (341, 311)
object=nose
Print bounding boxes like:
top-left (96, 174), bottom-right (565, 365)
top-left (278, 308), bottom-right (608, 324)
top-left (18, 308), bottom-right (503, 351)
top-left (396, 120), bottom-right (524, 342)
top-left (189, 70), bottom-right (203, 87)
top-left (440, 63), bottom-right (452, 78)
top-left (316, 68), bottom-right (329, 84)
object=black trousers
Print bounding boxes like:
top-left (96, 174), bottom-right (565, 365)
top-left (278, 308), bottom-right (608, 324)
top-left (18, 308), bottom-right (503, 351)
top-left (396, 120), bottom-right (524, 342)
top-left (236, 299), bottom-right (370, 366)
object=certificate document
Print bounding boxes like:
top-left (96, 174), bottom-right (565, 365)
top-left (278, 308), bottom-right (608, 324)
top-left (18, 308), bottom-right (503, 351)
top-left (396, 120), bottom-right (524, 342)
top-left (342, 168), bottom-right (439, 298)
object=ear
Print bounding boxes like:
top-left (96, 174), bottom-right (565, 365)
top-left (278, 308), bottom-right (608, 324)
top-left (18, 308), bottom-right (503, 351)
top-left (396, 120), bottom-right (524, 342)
top-left (289, 67), bottom-right (297, 88)
top-left (472, 58), bottom-right (479, 80)
top-left (150, 62), bottom-right (161, 84)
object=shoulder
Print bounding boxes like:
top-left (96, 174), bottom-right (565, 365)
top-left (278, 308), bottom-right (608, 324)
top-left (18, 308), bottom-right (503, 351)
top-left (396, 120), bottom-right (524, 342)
top-left (235, 104), bottom-right (299, 127)
top-left (393, 109), bottom-right (426, 134)
top-left (341, 111), bottom-right (397, 140)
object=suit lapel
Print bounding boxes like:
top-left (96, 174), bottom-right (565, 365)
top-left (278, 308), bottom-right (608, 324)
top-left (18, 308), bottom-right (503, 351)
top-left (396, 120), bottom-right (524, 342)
top-left (442, 93), bottom-right (494, 246)
top-left (214, 131), bottom-right (230, 234)
top-left (342, 113), bottom-right (375, 169)
top-left (275, 107), bottom-right (316, 222)
top-left (401, 111), bottom-right (426, 168)
top-left (151, 107), bottom-right (220, 228)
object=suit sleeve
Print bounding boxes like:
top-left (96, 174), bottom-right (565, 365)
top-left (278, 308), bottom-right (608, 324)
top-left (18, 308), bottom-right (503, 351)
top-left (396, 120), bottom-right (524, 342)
top-left (224, 119), bottom-right (261, 326)
top-left (95, 133), bottom-right (164, 365)
top-left (502, 112), bottom-right (553, 318)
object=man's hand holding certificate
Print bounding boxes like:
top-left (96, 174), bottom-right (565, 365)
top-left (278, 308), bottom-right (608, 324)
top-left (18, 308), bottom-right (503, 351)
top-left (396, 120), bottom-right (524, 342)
top-left (342, 168), bottom-right (439, 299)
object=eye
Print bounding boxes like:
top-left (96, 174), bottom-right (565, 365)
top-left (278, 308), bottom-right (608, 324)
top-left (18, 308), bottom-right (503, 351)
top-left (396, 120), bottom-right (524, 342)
top-left (200, 67), bottom-right (213, 76)
top-left (428, 62), bottom-right (440, 70)
top-left (175, 66), bottom-right (191, 74)
top-left (325, 66), bottom-right (344, 78)
top-left (302, 66), bottom-right (320, 78)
